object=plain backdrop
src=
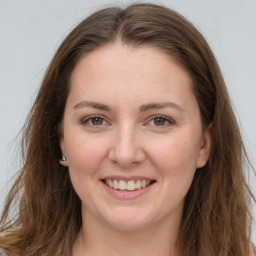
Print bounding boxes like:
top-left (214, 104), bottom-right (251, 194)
top-left (0, 0), bottom-right (255, 242)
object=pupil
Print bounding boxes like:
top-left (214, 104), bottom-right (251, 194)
top-left (92, 117), bottom-right (103, 125)
top-left (154, 118), bottom-right (165, 125)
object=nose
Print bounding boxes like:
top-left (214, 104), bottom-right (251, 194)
top-left (108, 125), bottom-right (146, 168)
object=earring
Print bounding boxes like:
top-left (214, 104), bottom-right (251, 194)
top-left (59, 155), bottom-right (68, 166)
top-left (60, 155), bottom-right (67, 162)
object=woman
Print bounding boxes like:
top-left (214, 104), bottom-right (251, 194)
top-left (0, 3), bottom-right (255, 256)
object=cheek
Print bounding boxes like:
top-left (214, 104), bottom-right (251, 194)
top-left (146, 132), bottom-right (201, 203)
top-left (149, 135), bottom-right (200, 176)
top-left (65, 135), bottom-right (109, 203)
top-left (65, 133), bottom-right (108, 176)
top-left (145, 136), bottom-right (199, 219)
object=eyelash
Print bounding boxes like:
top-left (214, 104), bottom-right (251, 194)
top-left (81, 115), bottom-right (109, 126)
top-left (81, 115), bottom-right (175, 128)
top-left (146, 115), bottom-right (175, 128)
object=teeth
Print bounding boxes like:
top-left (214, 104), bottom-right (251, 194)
top-left (141, 180), bottom-right (147, 188)
top-left (135, 180), bottom-right (142, 189)
top-left (127, 180), bottom-right (136, 191)
top-left (105, 179), bottom-right (152, 191)
top-left (119, 180), bottom-right (126, 190)
top-left (113, 180), bottom-right (119, 189)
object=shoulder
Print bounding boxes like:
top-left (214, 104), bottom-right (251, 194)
top-left (0, 249), bottom-right (7, 256)
top-left (250, 243), bottom-right (256, 256)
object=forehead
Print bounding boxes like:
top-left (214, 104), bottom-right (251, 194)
top-left (72, 43), bottom-right (189, 79)
top-left (68, 43), bottom-right (196, 109)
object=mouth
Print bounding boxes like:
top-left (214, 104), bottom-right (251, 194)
top-left (101, 179), bottom-right (156, 191)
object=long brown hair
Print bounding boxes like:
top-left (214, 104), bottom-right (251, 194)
top-left (0, 3), bottom-right (255, 256)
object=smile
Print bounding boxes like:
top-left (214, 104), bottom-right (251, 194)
top-left (102, 179), bottom-right (155, 191)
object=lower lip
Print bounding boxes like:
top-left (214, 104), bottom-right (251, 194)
top-left (102, 182), bottom-right (155, 200)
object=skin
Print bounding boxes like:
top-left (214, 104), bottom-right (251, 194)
top-left (60, 43), bottom-right (212, 256)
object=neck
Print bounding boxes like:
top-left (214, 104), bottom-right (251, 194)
top-left (73, 209), bottom-right (181, 256)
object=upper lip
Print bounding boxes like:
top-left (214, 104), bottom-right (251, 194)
top-left (102, 176), bottom-right (155, 181)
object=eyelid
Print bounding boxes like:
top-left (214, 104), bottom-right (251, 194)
top-left (146, 115), bottom-right (175, 127)
top-left (80, 114), bottom-right (175, 127)
top-left (81, 114), bottom-right (110, 125)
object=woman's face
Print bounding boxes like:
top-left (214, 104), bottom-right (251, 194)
top-left (60, 43), bottom-right (211, 231)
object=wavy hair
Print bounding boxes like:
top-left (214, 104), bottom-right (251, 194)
top-left (0, 3), bottom-right (255, 256)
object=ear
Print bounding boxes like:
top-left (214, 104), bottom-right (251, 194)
top-left (59, 136), bottom-right (69, 167)
top-left (196, 123), bottom-right (212, 168)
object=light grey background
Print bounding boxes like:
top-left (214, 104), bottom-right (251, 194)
top-left (0, 0), bottom-right (255, 242)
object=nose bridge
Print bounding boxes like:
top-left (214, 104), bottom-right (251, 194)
top-left (108, 122), bottom-right (145, 167)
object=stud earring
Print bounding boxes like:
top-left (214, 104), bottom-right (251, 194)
top-left (59, 155), bottom-right (68, 166)
top-left (61, 155), bottom-right (67, 162)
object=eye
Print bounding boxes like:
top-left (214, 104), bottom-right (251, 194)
top-left (147, 115), bottom-right (174, 127)
top-left (153, 117), bottom-right (167, 126)
top-left (81, 115), bottom-right (108, 126)
top-left (90, 117), bottom-right (104, 125)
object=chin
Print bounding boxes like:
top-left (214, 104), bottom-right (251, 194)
top-left (108, 219), bottom-right (150, 232)
top-left (101, 207), bottom-right (155, 231)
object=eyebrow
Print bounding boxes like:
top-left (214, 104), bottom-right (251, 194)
top-left (139, 102), bottom-right (185, 112)
top-left (73, 101), bottom-right (184, 112)
top-left (74, 101), bottom-right (111, 111)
